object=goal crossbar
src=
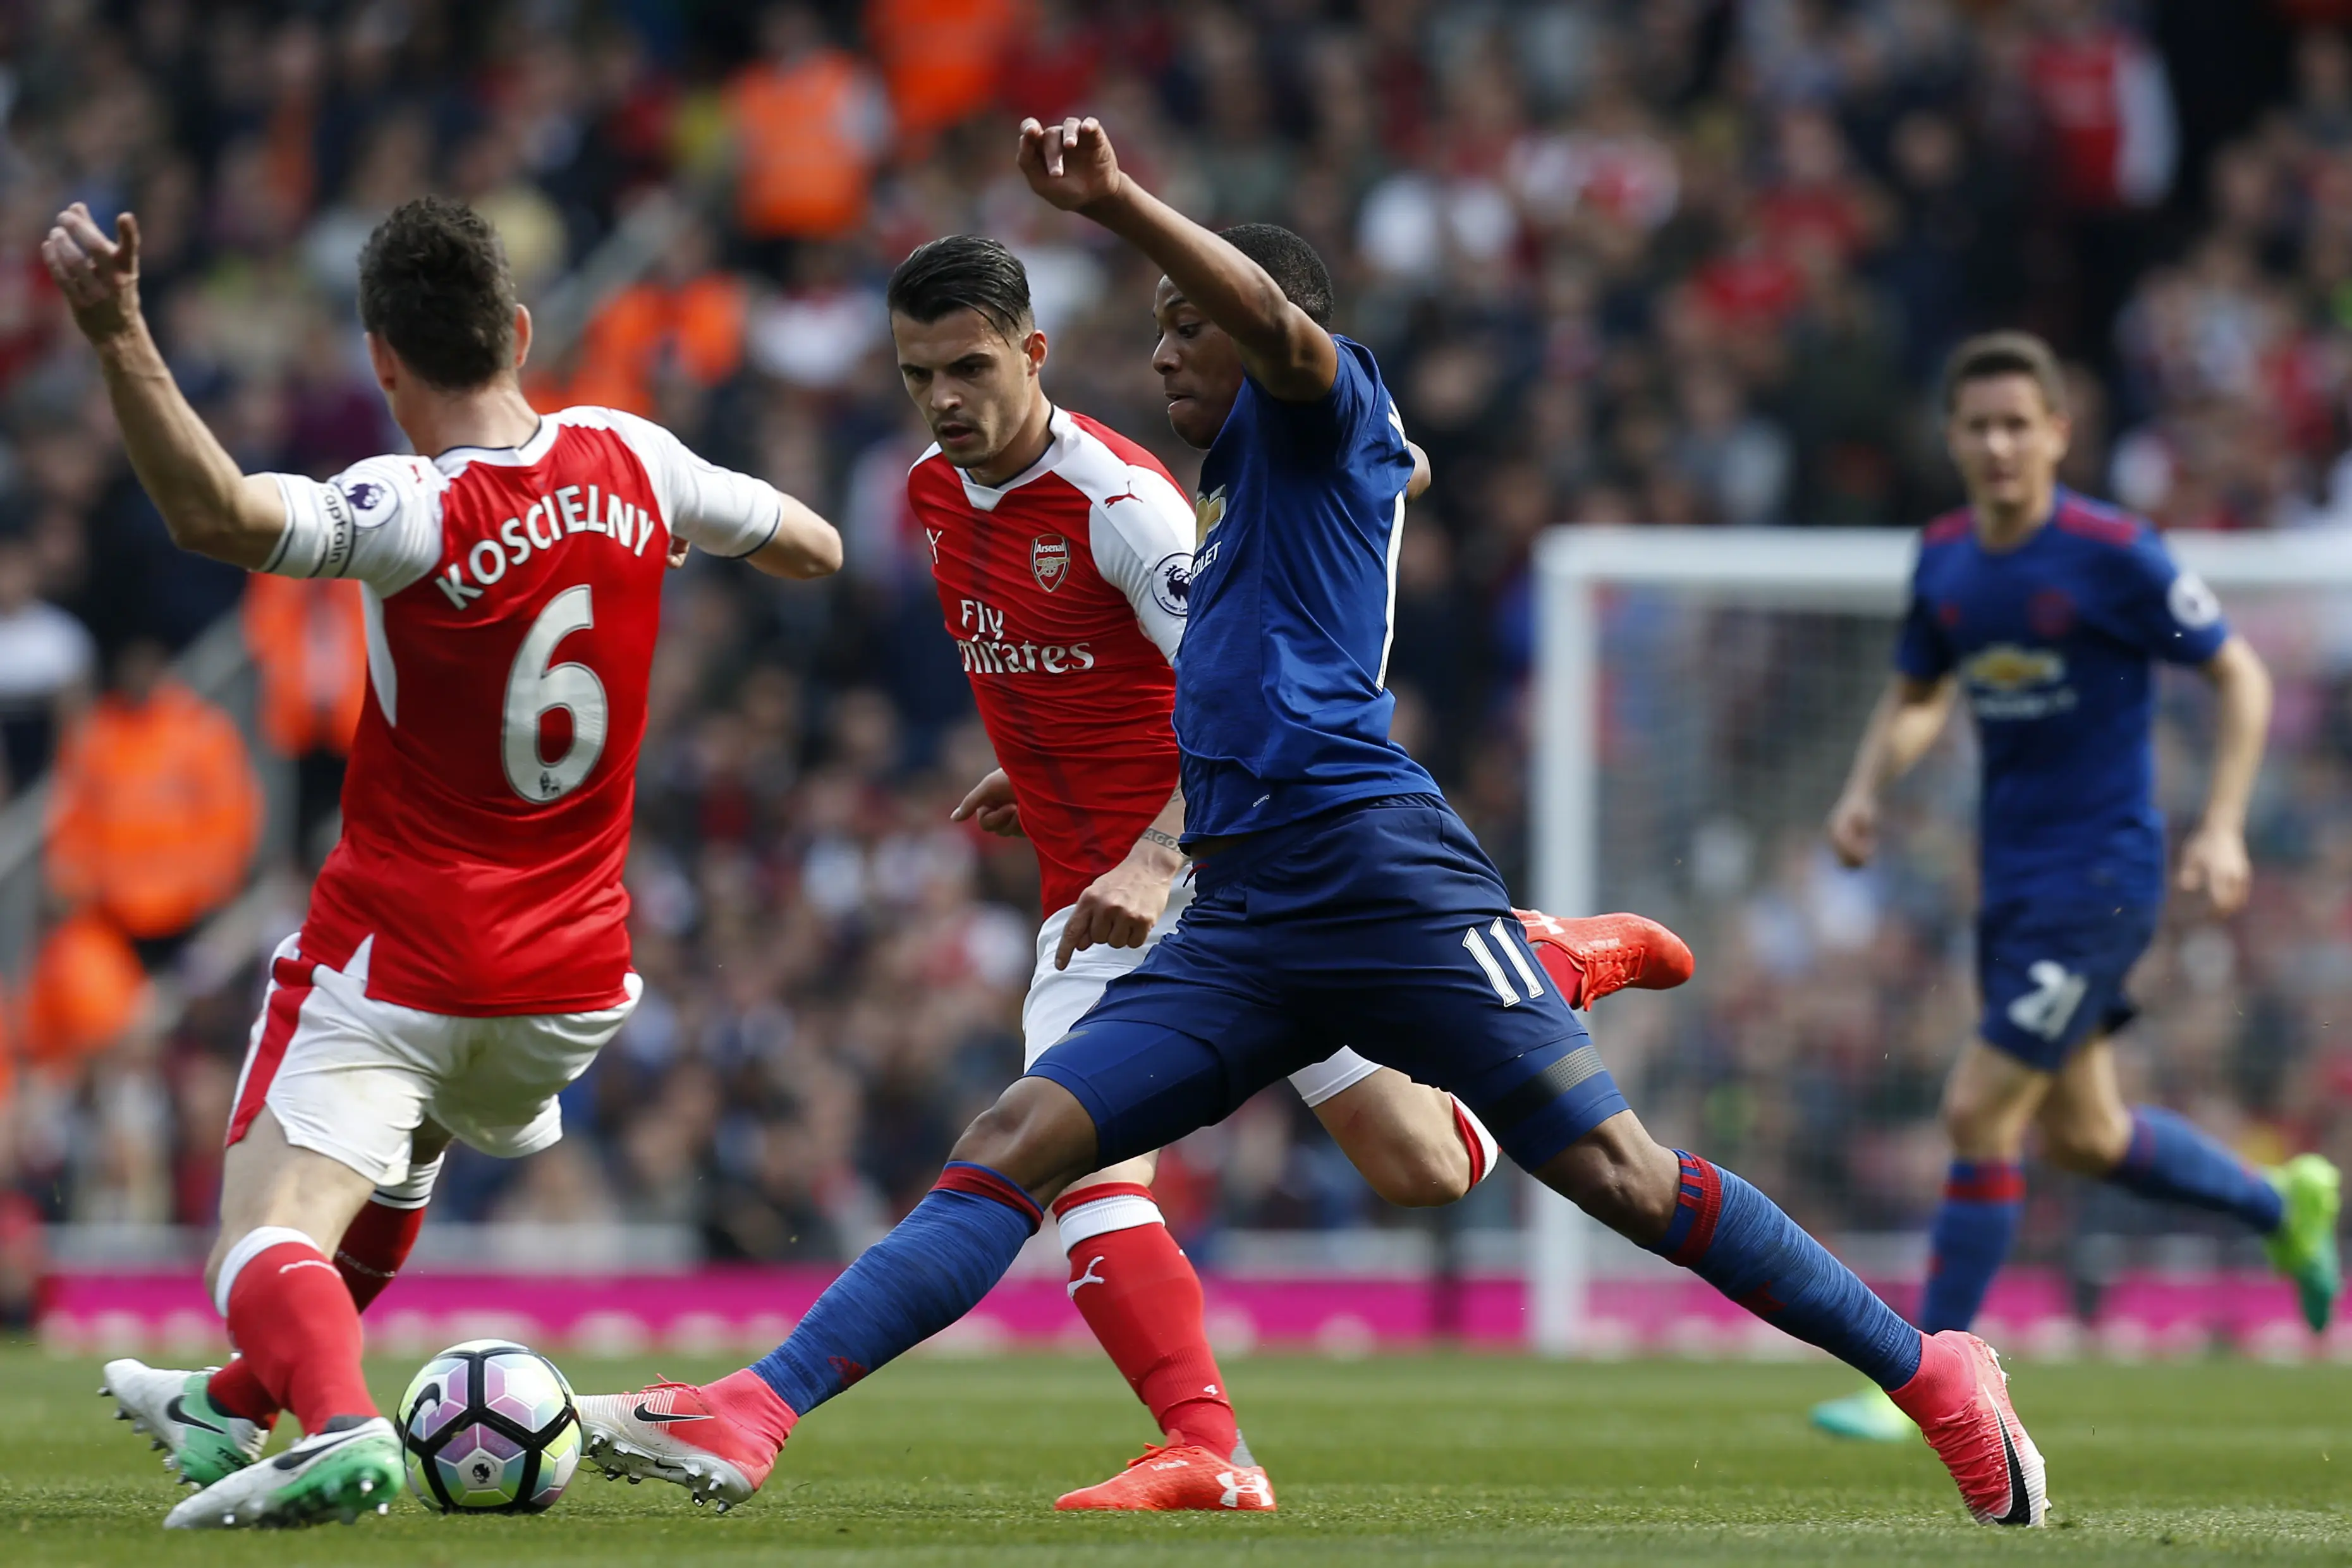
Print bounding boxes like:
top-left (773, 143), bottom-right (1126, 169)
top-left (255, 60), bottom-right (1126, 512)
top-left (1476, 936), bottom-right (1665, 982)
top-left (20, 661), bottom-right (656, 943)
top-left (1522, 523), bottom-right (2352, 1353)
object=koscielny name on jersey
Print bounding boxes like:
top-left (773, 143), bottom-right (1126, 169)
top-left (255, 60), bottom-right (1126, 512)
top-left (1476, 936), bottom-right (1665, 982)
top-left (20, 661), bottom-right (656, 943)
top-left (431, 482), bottom-right (662, 610)
top-left (954, 595), bottom-right (1097, 676)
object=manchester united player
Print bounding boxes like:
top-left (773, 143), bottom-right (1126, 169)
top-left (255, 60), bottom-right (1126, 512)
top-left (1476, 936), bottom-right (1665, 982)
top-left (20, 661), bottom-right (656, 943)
top-left (568, 238), bottom-right (1691, 1512)
top-left (43, 196), bottom-right (840, 1529)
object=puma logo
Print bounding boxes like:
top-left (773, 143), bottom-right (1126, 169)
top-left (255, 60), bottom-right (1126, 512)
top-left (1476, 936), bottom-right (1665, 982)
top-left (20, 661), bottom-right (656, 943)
top-left (1067, 1256), bottom-right (1107, 1298)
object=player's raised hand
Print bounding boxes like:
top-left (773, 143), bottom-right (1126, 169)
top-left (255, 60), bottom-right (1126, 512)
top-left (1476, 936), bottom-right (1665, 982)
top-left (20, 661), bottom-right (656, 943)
top-left (950, 767), bottom-right (1023, 837)
top-left (1017, 116), bottom-right (1123, 212)
top-left (2177, 820), bottom-right (2253, 915)
top-left (1826, 791), bottom-right (1877, 867)
top-left (41, 203), bottom-right (142, 343)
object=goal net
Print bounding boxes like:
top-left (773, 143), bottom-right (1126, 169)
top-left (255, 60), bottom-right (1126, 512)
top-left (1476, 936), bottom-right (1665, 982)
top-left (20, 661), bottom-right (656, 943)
top-left (1525, 525), bottom-right (2352, 1354)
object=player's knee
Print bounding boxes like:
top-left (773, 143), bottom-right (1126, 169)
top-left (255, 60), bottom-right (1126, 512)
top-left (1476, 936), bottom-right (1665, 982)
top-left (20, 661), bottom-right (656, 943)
top-left (2039, 1109), bottom-right (2130, 1174)
top-left (947, 1076), bottom-right (1102, 1206)
top-left (1940, 1079), bottom-right (2018, 1158)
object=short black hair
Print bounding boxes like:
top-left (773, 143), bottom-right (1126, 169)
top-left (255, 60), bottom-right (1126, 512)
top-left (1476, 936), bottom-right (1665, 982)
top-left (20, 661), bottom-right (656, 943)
top-left (357, 197), bottom-right (518, 391)
top-left (1219, 224), bottom-right (1334, 326)
top-left (1941, 329), bottom-right (2068, 416)
top-left (887, 235), bottom-right (1034, 340)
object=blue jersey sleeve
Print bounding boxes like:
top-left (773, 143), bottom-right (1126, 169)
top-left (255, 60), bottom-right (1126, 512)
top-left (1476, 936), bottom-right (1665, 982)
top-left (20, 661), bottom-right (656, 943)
top-left (1246, 336), bottom-right (1387, 466)
top-left (1894, 571), bottom-right (1953, 682)
top-left (2114, 531), bottom-right (2229, 665)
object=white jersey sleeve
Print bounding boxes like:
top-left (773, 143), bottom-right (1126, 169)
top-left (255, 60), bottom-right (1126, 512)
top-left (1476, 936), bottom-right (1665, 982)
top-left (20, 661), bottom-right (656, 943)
top-left (586, 406), bottom-right (784, 560)
top-left (260, 454), bottom-right (446, 596)
top-left (1082, 463), bottom-right (1195, 664)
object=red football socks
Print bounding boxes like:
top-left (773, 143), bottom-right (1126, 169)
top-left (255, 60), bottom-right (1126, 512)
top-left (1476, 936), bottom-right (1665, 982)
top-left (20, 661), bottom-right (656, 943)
top-left (223, 1235), bottom-right (377, 1433)
top-left (334, 1194), bottom-right (428, 1312)
top-left (204, 1355), bottom-right (276, 1427)
top-left (1053, 1183), bottom-right (1240, 1460)
top-left (704, 1367), bottom-right (801, 1453)
top-left (207, 1193), bottom-right (428, 1425)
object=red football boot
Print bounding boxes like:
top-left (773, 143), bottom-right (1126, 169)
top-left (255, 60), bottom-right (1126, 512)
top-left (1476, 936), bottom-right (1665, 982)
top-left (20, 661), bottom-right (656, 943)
top-left (1513, 909), bottom-right (1694, 1009)
top-left (1889, 1331), bottom-right (2049, 1527)
top-left (1054, 1443), bottom-right (1277, 1512)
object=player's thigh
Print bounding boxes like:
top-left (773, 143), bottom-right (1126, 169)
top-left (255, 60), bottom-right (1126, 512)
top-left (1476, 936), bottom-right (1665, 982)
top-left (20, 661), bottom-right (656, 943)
top-left (432, 973), bottom-right (642, 1159)
top-left (1282, 801), bottom-right (1625, 1174)
top-left (227, 936), bottom-right (441, 1193)
top-left (1027, 887), bottom-right (1311, 1170)
top-left (2034, 1033), bottom-right (2133, 1170)
top-left (1975, 899), bottom-right (2159, 1073)
top-left (1305, 1064), bottom-right (1470, 1207)
top-left (212, 1107), bottom-right (380, 1285)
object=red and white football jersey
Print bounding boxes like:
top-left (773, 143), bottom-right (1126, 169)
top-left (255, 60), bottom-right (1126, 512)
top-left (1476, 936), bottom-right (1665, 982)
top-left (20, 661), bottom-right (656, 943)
top-left (908, 408), bottom-right (1193, 915)
top-left (260, 406), bottom-right (786, 1016)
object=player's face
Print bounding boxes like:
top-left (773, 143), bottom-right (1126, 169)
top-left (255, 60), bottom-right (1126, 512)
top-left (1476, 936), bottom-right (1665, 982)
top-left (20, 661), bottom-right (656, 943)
top-left (891, 309), bottom-right (1047, 471)
top-left (1946, 374), bottom-right (2071, 514)
top-left (1152, 279), bottom-right (1244, 450)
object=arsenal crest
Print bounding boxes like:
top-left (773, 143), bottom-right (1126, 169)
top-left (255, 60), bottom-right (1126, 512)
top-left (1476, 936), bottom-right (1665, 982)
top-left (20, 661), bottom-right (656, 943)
top-left (1031, 534), bottom-right (1071, 592)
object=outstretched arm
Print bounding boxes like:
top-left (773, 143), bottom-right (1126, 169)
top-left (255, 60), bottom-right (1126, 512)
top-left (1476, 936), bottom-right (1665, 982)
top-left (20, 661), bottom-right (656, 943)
top-left (1018, 116), bottom-right (1338, 403)
top-left (42, 204), bottom-right (286, 568)
top-left (1827, 674), bottom-right (1955, 866)
top-left (2178, 634), bottom-right (2270, 915)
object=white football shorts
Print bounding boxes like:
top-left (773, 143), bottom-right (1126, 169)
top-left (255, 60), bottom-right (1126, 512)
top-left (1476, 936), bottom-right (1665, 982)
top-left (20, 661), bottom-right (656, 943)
top-left (1022, 873), bottom-right (1381, 1108)
top-left (226, 932), bottom-right (639, 1188)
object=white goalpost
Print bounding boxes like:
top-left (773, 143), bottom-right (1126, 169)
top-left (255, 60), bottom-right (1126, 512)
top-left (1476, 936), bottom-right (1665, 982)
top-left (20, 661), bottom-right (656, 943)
top-left (1525, 523), bottom-right (2352, 1354)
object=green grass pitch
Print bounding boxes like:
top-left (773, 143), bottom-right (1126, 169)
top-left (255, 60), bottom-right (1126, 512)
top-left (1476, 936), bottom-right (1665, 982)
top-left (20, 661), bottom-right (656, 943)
top-left (1, 1345), bottom-right (2348, 1564)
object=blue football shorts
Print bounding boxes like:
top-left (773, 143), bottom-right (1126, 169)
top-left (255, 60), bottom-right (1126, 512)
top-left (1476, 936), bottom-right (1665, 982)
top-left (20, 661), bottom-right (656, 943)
top-left (1976, 898), bottom-right (2160, 1071)
top-left (1025, 794), bottom-right (1630, 1174)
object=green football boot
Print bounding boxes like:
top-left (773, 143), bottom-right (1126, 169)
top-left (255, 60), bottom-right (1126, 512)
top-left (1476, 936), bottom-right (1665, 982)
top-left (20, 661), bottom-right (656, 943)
top-left (2264, 1153), bottom-right (2342, 1334)
top-left (101, 1360), bottom-right (269, 1488)
top-left (1809, 1383), bottom-right (1918, 1442)
top-left (164, 1415), bottom-right (403, 1529)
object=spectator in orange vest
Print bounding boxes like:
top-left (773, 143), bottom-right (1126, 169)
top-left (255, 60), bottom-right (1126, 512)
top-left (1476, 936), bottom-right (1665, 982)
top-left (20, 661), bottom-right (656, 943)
top-left (530, 219), bottom-right (747, 419)
top-left (20, 906), bottom-right (149, 1069)
top-left (867, 0), bottom-right (1018, 147)
top-left (46, 640), bottom-right (262, 971)
top-left (727, 4), bottom-right (893, 246)
top-left (243, 572), bottom-right (365, 862)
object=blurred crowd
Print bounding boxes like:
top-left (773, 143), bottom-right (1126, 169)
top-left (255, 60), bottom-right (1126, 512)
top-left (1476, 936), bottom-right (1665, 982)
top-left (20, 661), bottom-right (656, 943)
top-left (0, 0), bottom-right (2348, 1289)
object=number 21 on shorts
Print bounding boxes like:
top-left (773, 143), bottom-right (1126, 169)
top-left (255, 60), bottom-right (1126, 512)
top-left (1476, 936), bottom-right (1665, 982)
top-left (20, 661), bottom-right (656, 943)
top-left (2006, 959), bottom-right (2087, 1042)
top-left (503, 584), bottom-right (608, 802)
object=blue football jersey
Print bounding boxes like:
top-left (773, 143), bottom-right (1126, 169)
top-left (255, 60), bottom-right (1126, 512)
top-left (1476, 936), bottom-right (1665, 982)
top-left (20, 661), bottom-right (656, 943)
top-left (1895, 488), bottom-right (2229, 908)
top-left (1176, 335), bottom-right (1439, 839)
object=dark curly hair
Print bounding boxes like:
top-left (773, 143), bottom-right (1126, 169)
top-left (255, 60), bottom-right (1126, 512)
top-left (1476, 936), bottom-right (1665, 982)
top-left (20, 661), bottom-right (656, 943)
top-left (1219, 223), bottom-right (1334, 327)
top-left (357, 197), bottom-right (518, 391)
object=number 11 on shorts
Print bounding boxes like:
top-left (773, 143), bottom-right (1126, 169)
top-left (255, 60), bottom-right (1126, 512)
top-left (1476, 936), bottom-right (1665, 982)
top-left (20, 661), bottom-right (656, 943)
top-left (1464, 918), bottom-right (1545, 1006)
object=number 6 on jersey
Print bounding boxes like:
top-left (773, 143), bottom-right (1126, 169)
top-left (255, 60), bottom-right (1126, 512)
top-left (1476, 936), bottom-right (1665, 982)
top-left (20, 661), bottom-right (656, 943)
top-left (503, 584), bottom-right (608, 802)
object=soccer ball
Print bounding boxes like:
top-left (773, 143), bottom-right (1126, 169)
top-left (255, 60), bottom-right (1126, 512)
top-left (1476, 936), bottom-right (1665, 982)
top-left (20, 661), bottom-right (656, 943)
top-left (398, 1339), bottom-right (582, 1513)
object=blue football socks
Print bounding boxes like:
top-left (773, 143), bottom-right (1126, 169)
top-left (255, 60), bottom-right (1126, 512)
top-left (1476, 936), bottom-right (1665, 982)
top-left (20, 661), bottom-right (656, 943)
top-left (1654, 1152), bottom-right (1922, 1390)
top-left (1917, 1160), bottom-right (2026, 1334)
top-left (2105, 1106), bottom-right (2284, 1235)
top-left (747, 1162), bottom-right (1042, 1416)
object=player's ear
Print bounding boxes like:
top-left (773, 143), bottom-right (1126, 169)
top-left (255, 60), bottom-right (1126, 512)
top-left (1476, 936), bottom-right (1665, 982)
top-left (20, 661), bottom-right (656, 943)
top-left (511, 305), bottom-right (533, 372)
top-left (363, 331), bottom-right (399, 396)
top-left (1024, 327), bottom-right (1047, 376)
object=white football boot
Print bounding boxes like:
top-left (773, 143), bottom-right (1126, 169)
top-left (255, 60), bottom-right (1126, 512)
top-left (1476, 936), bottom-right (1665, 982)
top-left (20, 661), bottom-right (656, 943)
top-left (163, 1414), bottom-right (403, 1529)
top-left (100, 1360), bottom-right (269, 1488)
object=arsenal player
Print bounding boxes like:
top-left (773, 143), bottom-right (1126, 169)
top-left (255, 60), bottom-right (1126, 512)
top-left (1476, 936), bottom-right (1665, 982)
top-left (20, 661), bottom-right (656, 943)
top-left (44, 195), bottom-right (840, 1529)
top-left (587, 234), bottom-right (1684, 1512)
